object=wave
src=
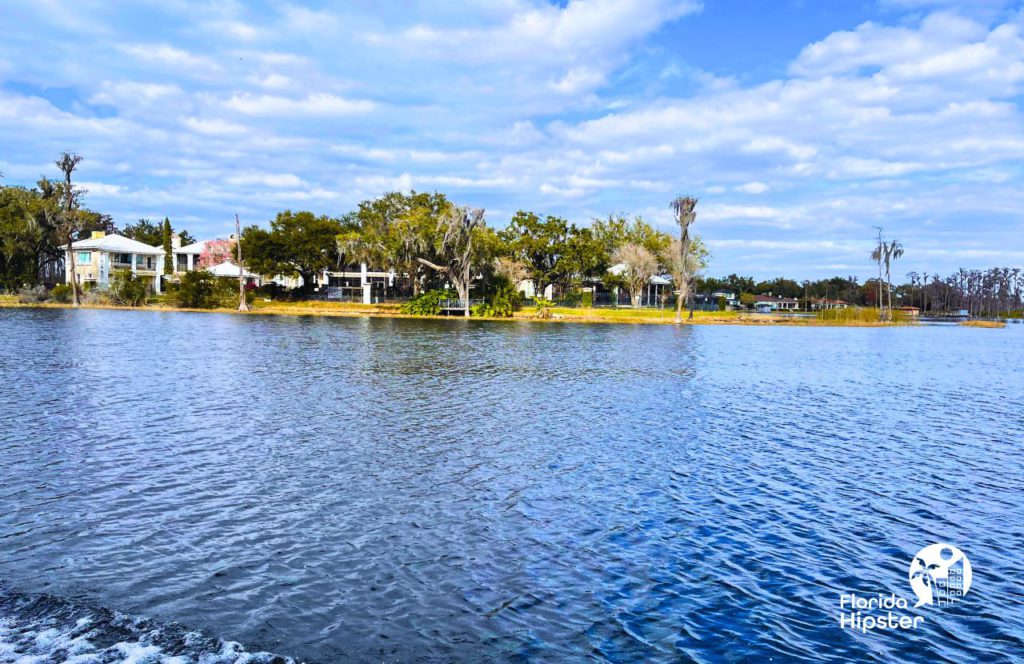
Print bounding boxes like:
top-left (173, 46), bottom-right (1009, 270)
top-left (0, 590), bottom-right (298, 664)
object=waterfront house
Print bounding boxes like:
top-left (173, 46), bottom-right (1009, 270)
top-left (811, 298), bottom-right (849, 311)
top-left (754, 294), bottom-right (800, 312)
top-left (692, 291), bottom-right (739, 311)
top-left (898, 306), bottom-right (920, 316)
top-left (62, 232), bottom-right (165, 293)
top-left (208, 260), bottom-right (262, 287)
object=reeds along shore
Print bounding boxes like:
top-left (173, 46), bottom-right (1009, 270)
top-left (2, 295), bottom-right (1009, 327)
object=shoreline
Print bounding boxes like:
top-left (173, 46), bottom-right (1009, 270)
top-left (0, 296), bottom-right (995, 327)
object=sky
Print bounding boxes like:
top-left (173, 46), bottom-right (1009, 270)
top-left (1, 0), bottom-right (1023, 280)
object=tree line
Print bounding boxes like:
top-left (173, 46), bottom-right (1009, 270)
top-left (241, 191), bottom-right (710, 317)
top-left (0, 154), bottom-right (195, 293)
top-left (3, 152), bottom-right (1021, 317)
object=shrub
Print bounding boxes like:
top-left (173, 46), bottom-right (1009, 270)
top-left (17, 285), bottom-right (48, 303)
top-left (82, 288), bottom-right (113, 305)
top-left (176, 270), bottom-right (219, 308)
top-left (110, 270), bottom-right (149, 307)
top-left (581, 290), bottom-right (593, 308)
top-left (718, 295), bottom-right (727, 311)
top-left (534, 296), bottom-right (554, 319)
top-left (473, 284), bottom-right (520, 318)
top-left (50, 284), bottom-right (73, 303)
top-left (401, 289), bottom-right (452, 316)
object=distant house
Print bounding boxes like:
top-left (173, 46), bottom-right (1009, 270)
top-left (208, 260), bottom-right (262, 287)
top-left (898, 306), bottom-right (920, 316)
top-left (692, 290), bottom-right (739, 311)
top-left (62, 232), bottom-right (164, 293)
top-left (754, 294), bottom-right (799, 312)
top-left (811, 298), bottom-right (849, 310)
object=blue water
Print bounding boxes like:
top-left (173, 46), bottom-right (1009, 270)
top-left (1, 308), bottom-right (1022, 663)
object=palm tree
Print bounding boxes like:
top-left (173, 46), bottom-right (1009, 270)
top-left (670, 196), bottom-right (697, 323)
top-left (871, 227), bottom-right (885, 319)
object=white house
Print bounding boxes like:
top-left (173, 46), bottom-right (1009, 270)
top-left (63, 232), bottom-right (164, 293)
top-left (208, 259), bottom-right (262, 287)
top-left (754, 294), bottom-right (800, 312)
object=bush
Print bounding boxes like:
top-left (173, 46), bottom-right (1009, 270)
top-left (718, 295), bottom-right (727, 311)
top-left (50, 284), bottom-right (73, 303)
top-left (472, 284), bottom-right (520, 318)
top-left (581, 290), bottom-right (593, 308)
top-left (534, 296), bottom-right (554, 319)
top-left (82, 288), bottom-right (113, 305)
top-left (176, 271), bottom-right (219, 308)
top-left (401, 289), bottom-right (452, 316)
top-left (17, 285), bottom-right (48, 303)
top-left (111, 270), bottom-right (149, 307)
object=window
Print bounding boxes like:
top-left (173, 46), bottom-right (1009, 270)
top-left (113, 253), bottom-right (131, 265)
top-left (76, 252), bottom-right (91, 263)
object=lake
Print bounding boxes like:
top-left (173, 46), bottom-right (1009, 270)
top-left (1, 308), bottom-right (1022, 663)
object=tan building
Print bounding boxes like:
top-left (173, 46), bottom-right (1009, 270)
top-left (63, 231), bottom-right (165, 293)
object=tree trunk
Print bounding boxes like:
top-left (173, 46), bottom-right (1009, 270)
top-left (67, 238), bottom-right (80, 307)
top-left (236, 214), bottom-right (250, 312)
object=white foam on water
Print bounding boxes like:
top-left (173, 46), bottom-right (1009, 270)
top-left (0, 596), bottom-right (298, 664)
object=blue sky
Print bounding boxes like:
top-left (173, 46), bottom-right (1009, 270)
top-left (1, 0), bottom-right (1022, 279)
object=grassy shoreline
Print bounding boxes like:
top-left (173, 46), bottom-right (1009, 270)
top-left (0, 294), bottom-right (953, 326)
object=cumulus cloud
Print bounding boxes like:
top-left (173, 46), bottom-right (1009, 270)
top-left (0, 2), bottom-right (1021, 277)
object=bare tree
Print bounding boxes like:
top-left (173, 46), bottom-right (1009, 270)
top-left (612, 243), bottom-right (658, 308)
top-left (663, 238), bottom-right (701, 317)
top-left (417, 206), bottom-right (485, 317)
top-left (493, 256), bottom-right (529, 290)
top-left (671, 196), bottom-right (698, 322)
top-left (54, 152), bottom-right (85, 306)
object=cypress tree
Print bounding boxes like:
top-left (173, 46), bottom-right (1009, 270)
top-left (162, 217), bottom-right (173, 275)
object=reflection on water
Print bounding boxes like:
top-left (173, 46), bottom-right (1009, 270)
top-left (1, 308), bottom-right (1022, 663)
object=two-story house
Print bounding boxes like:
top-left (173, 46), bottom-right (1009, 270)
top-left (63, 232), bottom-right (165, 293)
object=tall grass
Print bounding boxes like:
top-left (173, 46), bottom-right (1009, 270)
top-left (816, 307), bottom-right (909, 323)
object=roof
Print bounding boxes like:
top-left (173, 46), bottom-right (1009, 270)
top-left (63, 233), bottom-right (163, 255)
top-left (608, 263), bottom-right (673, 285)
top-left (176, 240), bottom-right (209, 254)
top-left (207, 260), bottom-right (258, 278)
top-left (754, 294), bottom-right (799, 302)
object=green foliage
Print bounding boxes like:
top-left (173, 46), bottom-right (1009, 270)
top-left (50, 283), bottom-right (73, 303)
top-left (740, 292), bottom-right (756, 308)
top-left (582, 290), bottom-right (593, 308)
top-left (121, 218), bottom-right (164, 246)
top-left (534, 296), bottom-right (554, 319)
top-left (110, 269), bottom-right (149, 306)
top-left (175, 270), bottom-right (219, 308)
top-left (400, 288), bottom-right (452, 315)
top-left (162, 218), bottom-right (173, 275)
top-left (0, 186), bottom-right (46, 291)
top-left (243, 210), bottom-right (346, 293)
top-left (718, 295), bottom-right (727, 311)
top-left (472, 284), bottom-right (520, 318)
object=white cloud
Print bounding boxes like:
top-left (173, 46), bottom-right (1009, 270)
top-left (182, 117), bottom-right (249, 135)
top-left (736, 181), bottom-right (769, 194)
top-left (119, 43), bottom-right (217, 71)
top-left (224, 93), bottom-right (375, 116)
top-left (226, 172), bottom-right (304, 187)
